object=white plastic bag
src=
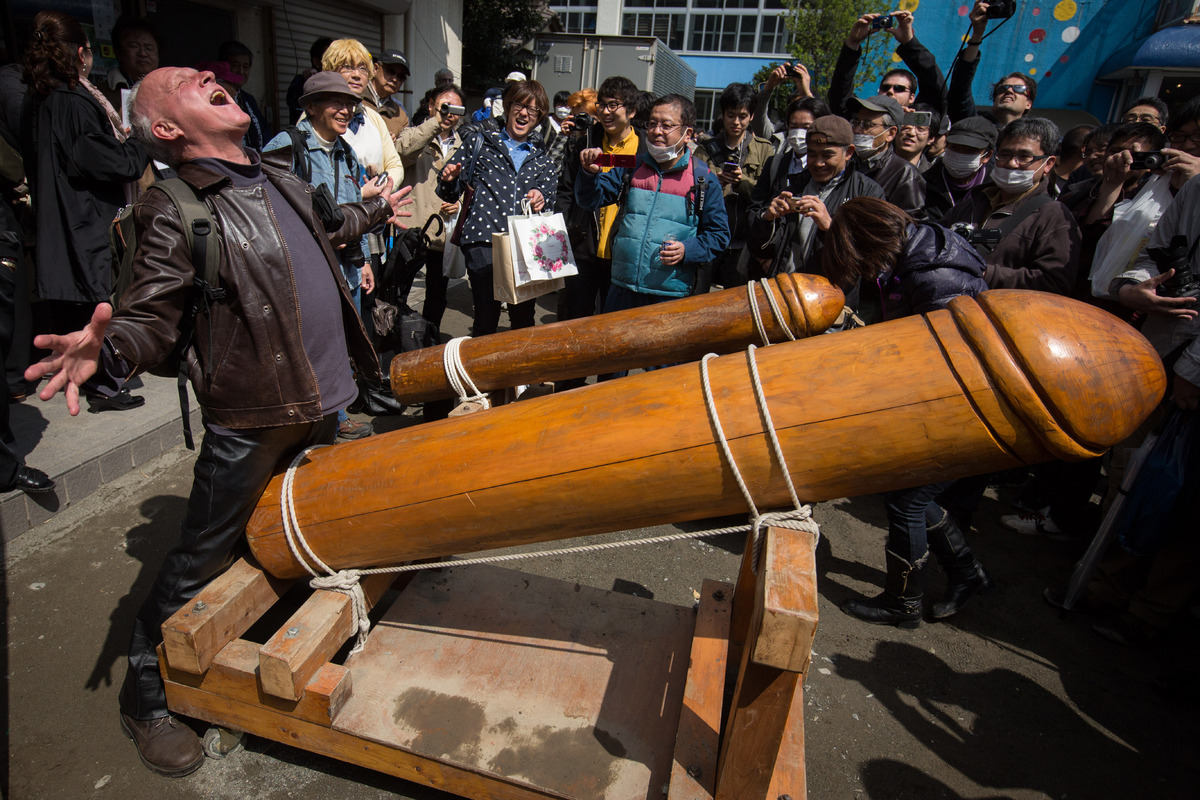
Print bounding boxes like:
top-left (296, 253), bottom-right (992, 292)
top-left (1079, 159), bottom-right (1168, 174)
top-left (507, 200), bottom-right (579, 284)
top-left (1090, 174), bottom-right (1173, 297)
top-left (442, 211), bottom-right (466, 279)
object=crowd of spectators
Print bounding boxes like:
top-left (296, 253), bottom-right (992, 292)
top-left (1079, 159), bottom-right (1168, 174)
top-left (2, 0), bottom-right (1199, 778)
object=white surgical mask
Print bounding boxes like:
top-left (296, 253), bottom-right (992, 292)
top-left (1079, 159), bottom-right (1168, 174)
top-left (647, 139), bottom-right (683, 164)
top-left (786, 128), bottom-right (807, 156)
top-left (554, 105), bottom-right (570, 121)
top-left (942, 150), bottom-right (985, 179)
top-left (991, 163), bottom-right (1042, 193)
top-left (853, 133), bottom-right (880, 158)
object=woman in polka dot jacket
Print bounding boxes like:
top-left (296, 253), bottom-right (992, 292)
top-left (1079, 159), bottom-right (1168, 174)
top-left (437, 80), bottom-right (559, 336)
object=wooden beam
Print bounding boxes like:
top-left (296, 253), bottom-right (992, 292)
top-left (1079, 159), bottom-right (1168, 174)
top-left (161, 557), bottom-right (292, 674)
top-left (751, 527), bottom-right (819, 674)
top-left (668, 579), bottom-right (733, 800)
top-left (166, 679), bottom-right (574, 800)
top-left (258, 572), bottom-right (400, 701)
top-left (161, 640), bottom-right (351, 727)
top-left (766, 684), bottom-right (808, 800)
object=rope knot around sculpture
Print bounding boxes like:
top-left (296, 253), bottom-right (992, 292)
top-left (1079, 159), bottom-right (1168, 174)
top-left (280, 337), bottom-right (819, 656)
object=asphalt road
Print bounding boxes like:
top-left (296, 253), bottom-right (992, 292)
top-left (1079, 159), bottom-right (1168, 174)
top-left (4, 281), bottom-right (1196, 798)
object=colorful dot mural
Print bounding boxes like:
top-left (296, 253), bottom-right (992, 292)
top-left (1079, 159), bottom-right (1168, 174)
top-left (1062, 25), bottom-right (1080, 43)
top-left (1030, 28), bottom-right (1046, 43)
top-left (1053, 0), bottom-right (1077, 21)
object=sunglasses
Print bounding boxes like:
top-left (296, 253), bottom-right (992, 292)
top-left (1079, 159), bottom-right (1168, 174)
top-left (879, 83), bottom-right (912, 94)
top-left (994, 83), bottom-right (1030, 98)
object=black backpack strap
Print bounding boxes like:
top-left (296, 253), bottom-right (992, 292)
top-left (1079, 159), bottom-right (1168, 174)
top-left (151, 178), bottom-right (224, 450)
top-left (284, 125), bottom-right (312, 184)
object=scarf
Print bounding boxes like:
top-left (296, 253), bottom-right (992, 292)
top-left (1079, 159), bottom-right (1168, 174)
top-left (80, 77), bottom-right (126, 141)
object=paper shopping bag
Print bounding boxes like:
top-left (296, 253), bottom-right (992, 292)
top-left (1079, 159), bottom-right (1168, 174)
top-left (509, 209), bottom-right (579, 282)
top-left (492, 231), bottom-right (564, 304)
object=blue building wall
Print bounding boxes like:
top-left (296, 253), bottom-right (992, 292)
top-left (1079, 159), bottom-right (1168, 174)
top-left (679, 0), bottom-right (1159, 122)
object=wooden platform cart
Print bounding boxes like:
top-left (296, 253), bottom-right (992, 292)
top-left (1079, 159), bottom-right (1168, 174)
top-left (160, 525), bottom-right (818, 800)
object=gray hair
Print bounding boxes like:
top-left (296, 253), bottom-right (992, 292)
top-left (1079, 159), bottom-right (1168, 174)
top-left (127, 80), bottom-right (178, 166)
top-left (999, 117), bottom-right (1062, 157)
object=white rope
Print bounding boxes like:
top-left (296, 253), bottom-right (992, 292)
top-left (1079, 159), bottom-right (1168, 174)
top-left (442, 336), bottom-right (491, 409)
top-left (278, 343), bottom-right (820, 654)
top-left (746, 279), bottom-right (798, 348)
top-left (699, 347), bottom-right (819, 571)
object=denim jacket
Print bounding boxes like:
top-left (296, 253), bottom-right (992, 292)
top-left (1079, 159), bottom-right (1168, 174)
top-left (265, 121), bottom-right (368, 289)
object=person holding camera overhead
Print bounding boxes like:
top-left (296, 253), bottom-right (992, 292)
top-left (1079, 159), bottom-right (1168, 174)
top-left (264, 71), bottom-right (393, 442)
top-left (947, 1), bottom-right (1035, 130)
top-left (437, 80), bottom-right (559, 338)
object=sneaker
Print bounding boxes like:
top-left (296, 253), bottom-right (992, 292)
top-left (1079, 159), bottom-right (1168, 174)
top-left (120, 712), bottom-right (205, 777)
top-left (1000, 507), bottom-right (1065, 537)
top-left (336, 418), bottom-right (374, 441)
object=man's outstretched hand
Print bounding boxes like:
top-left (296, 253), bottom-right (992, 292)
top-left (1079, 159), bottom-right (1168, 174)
top-left (25, 302), bottom-right (110, 416)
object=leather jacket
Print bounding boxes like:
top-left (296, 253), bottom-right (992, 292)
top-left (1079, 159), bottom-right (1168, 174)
top-left (859, 147), bottom-right (927, 220)
top-left (105, 152), bottom-right (389, 429)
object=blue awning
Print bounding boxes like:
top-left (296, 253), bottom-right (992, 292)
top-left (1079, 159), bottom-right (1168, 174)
top-left (1101, 23), bottom-right (1200, 77)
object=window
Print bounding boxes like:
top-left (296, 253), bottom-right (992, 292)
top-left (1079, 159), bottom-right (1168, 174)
top-left (689, 13), bottom-right (756, 53)
top-left (622, 12), bottom-right (686, 50)
top-left (694, 88), bottom-right (721, 133)
top-left (560, 10), bottom-right (598, 33)
top-left (759, 15), bottom-right (791, 55)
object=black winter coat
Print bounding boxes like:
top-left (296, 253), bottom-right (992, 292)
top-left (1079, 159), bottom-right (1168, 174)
top-left (879, 223), bottom-right (989, 319)
top-left (21, 83), bottom-right (149, 302)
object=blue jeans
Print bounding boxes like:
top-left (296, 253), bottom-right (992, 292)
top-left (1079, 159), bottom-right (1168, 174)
top-left (884, 480), bottom-right (955, 565)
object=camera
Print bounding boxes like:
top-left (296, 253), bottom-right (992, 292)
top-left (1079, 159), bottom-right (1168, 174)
top-left (1149, 235), bottom-right (1200, 298)
top-left (570, 112), bottom-right (591, 131)
top-left (870, 14), bottom-right (895, 30)
top-left (1129, 151), bottom-right (1167, 171)
top-left (439, 102), bottom-right (466, 117)
top-left (952, 222), bottom-right (1001, 249)
top-left (985, 0), bottom-right (1015, 19)
top-left (789, 63), bottom-right (806, 79)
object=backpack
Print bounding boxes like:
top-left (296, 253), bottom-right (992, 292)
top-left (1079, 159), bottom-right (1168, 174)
top-left (110, 178), bottom-right (225, 449)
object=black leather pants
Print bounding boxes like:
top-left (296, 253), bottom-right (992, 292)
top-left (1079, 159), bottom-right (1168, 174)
top-left (118, 414), bottom-right (337, 719)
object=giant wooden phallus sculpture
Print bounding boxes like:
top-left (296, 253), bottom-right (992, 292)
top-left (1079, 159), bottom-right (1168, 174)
top-left (247, 290), bottom-right (1165, 579)
top-left (389, 273), bottom-right (846, 403)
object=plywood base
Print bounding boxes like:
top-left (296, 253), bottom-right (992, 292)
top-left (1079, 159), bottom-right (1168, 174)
top-left (162, 528), bottom-right (813, 800)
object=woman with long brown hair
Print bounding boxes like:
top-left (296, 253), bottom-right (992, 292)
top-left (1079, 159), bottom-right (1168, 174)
top-left (21, 10), bottom-right (150, 410)
top-left (823, 197), bottom-right (994, 629)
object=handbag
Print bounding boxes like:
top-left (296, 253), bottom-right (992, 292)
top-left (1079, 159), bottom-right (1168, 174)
top-left (493, 230), bottom-right (564, 304)
top-left (443, 210), bottom-right (466, 279)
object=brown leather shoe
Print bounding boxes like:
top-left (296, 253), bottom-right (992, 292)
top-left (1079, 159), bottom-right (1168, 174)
top-left (119, 712), bottom-right (204, 777)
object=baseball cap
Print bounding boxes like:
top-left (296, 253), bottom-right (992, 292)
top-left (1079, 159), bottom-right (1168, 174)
top-left (945, 116), bottom-right (998, 150)
top-left (374, 49), bottom-right (409, 73)
top-left (849, 95), bottom-right (905, 128)
top-left (505, 71), bottom-right (527, 83)
top-left (807, 115), bottom-right (854, 147)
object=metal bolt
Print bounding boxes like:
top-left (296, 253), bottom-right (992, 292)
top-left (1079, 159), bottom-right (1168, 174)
top-left (285, 626), bottom-right (300, 638)
top-left (192, 601), bottom-right (207, 612)
top-left (713, 589), bottom-right (726, 601)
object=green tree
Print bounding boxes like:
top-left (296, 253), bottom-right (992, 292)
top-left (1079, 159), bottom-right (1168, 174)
top-left (462, 0), bottom-right (548, 92)
top-left (783, 0), bottom-right (892, 101)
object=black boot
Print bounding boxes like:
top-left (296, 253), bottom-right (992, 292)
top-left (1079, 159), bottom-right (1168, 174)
top-left (927, 511), bottom-right (993, 619)
top-left (842, 550), bottom-right (923, 629)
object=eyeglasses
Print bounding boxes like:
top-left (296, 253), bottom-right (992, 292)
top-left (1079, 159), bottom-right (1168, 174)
top-left (851, 118), bottom-right (887, 132)
top-left (510, 101), bottom-right (543, 116)
top-left (995, 150), bottom-right (1049, 168)
top-left (646, 121), bottom-right (681, 133)
top-left (337, 65), bottom-right (369, 76)
top-left (1122, 113), bottom-right (1162, 125)
top-left (994, 83), bottom-right (1030, 98)
top-left (879, 83), bottom-right (911, 94)
top-left (1168, 131), bottom-right (1200, 145)
top-left (597, 101), bottom-right (625, 112)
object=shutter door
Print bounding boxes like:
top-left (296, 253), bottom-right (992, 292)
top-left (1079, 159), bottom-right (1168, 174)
top-left (272, 0), bottom-right (384, 124)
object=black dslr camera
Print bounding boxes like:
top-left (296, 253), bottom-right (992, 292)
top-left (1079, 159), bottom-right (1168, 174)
top-left (986, 0), bottom-right (1016, 18)
top-left (1149, 235), bottom-right (1200, 299)
top-left (952, 222), bottom-right (1002, 249)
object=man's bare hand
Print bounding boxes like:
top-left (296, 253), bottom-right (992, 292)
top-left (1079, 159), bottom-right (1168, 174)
top-left (361, 263), bottom-right (375, 294)
top-left (26, 302), bottom-right (110, 416)
top-left (440, 162), bottom-right (462, 183)
top-left (580, 147), bottom-right (603, 174)
top-left (891, 10), bottom-right (915, 45)
top-left (969, 1), bottom-right (990, 35)
top-left (526, 188), bottom-right (546, 212)
top-left (846, 14), bottom-right (880, 49)
top-left (1164, 148), bottom-right (1200, 188)
top-left (383, 183), bottom-right (414, 226)
top-left (1116, 271), bottom-right (1199, 319)
top-left (763, 191), bottom-right (797, 222)
top-left (659, 239), bottom-right (685, 266)
top-left (361, 174), bottom-right (390, 199)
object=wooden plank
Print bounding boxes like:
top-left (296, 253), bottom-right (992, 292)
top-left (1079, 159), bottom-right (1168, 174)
top-left (714, 651), bottom-right (800, 800)
top-left (751, 527), bottom-right (819, 674)
top-left (161, 557), bottom-right (292, 674)
top-left (166, 677), bottom-right (572, 800)
top-left (258, 572), bottom-right (399, 701)
top-left (334, 565), bottom-right (693, 800)
top-left (725, 533), bottom-right (758, 679)
top-left (161, 639), bottom-right (351, 727)
top-left (766, 683), bottom-right (807, 800)
top-left (668, 579), bottom-right (733, 800)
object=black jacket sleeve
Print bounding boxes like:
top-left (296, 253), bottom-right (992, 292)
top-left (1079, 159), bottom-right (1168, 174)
top-left (829, 44), bottom-right (861, 119)
top-left (898, 36), bottom-right (948, 115)
top-left (947, 51), bottom-right (981, 123)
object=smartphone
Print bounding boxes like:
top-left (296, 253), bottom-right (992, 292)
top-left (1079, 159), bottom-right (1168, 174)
top-left (902, 111), bottom-right (933, 127)
top-left (373, 174), bottom-right (389, 186)
top-left (594, 153), bottom-right (637, 168)
top-left (724, 161), bottom-right (741, 173)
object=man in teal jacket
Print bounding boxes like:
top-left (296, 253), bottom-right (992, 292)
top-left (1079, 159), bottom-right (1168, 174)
top-left (575, 94), bottom-right (730, 313)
